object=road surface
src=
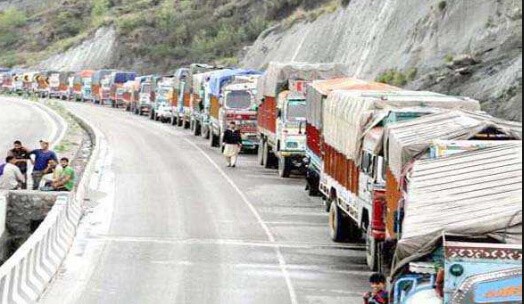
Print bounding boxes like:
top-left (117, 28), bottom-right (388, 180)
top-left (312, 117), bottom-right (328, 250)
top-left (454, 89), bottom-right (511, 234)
top-left (41, 102), bottom-right (370, 304)
top-left (0, 98), bottom-right (61, 159)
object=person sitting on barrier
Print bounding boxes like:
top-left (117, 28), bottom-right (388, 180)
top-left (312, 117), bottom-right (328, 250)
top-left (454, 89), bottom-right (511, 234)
top-left (29, 140), bottom-right (58, 190)
top-left (51, 158), bottom-right (75, 192)
top-left (40, 159), bottom-right (63, 191)
top-left (0, 156), bottom-right (26, 190)
top-left (363, 273), bottom-right (389, 304)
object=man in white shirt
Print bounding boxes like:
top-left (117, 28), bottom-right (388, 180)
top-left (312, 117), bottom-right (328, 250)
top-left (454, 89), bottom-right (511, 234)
top-left (0, 156), bottom-right (25, 190)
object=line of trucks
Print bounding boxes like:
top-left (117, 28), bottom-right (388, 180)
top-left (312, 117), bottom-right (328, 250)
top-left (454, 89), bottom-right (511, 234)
top-left (1, 63), bottom-right (522, 304)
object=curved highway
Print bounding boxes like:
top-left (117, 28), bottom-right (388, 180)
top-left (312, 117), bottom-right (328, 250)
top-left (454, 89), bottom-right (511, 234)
top-left (41, 102), bottom-right (369, 304)
top-left (0, 98), bottom-right (61, 157)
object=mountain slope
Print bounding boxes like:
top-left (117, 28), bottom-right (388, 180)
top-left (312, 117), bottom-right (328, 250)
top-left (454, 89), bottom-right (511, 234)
top-left (241, 0), bottom-right (523, 121)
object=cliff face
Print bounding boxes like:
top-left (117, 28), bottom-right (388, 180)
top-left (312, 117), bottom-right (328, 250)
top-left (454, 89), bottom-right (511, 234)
top-left (242, 0), bottom-right (523, 121)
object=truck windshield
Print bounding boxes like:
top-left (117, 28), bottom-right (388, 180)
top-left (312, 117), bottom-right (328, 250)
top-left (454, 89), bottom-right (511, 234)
top-left (286, 100), bottom-right (307, 122)
top-left (141, 84), bottom-right (151, 94)
top-left (225, 90), bottom-right (252, 110)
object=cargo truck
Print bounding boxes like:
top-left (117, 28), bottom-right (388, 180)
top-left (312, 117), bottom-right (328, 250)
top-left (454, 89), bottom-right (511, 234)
top-left (151, 77), bottom-right (175, 123)
top-left (109, 71), bottom-right (137, 107)
top-left (256, 63), bottom-right (349, 178)
top-left (377, 111), bottom-right (522, 271)
top-left (184, 64), bottom-right (227, 134)
top-left (207, 69), bottom-right (262, 150)
top-left (92, 70), bottom-right (114, 104)
top-left (305, 78), bottom-right (399, 196)
top-left (320, 90), bottom-right (482, 271)
top-left (48, 72), bottom-right (72, 99)
top-left (71, 70), bottom-right (95, 101)
top-left (132, 76), bottom-right (157, 116)
top-left (390, 142), bottom-right (522, 304)
top-left (171, 68), bottom-right (191, 128)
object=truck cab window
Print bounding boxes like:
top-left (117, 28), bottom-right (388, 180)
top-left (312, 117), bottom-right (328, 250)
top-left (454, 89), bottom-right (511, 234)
top-left (225, 90), bottom-right (252, 110)
top-left (286, 100), bottom-right (307, 122)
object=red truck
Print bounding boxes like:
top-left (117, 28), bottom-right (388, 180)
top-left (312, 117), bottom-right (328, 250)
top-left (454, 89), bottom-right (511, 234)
top-left (320, 90), bottom-right (483, 271)
top-left (256, 62), bottom-right (349, 178)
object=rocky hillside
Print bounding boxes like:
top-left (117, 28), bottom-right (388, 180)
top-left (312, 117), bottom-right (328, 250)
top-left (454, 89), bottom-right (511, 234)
top-left (242, 0), bottom-right (523, 121)
top-left (0, 0), bottom-right (338, 71)
top-left (0, 0), bottom-right (521, 120)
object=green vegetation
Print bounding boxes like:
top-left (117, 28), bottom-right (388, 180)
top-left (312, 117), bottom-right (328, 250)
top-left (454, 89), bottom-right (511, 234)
top-left (0, 0), bottom-right (346, 71)
top-left (376, 68), bottom-right (418, 87)
top-left (438, 1), bottom-right (447, 12)
top-left (445, 54), bottom-right (455, 63)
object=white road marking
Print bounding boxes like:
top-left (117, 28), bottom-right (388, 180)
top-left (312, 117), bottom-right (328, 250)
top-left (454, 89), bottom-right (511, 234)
top-left (92, 235), bottom-right (365, 250)
top-left (105, 108), bottom-right (301, 304)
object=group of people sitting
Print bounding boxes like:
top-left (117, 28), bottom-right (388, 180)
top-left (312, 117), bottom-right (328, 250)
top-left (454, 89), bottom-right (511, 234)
top-left (0, 139), bottom-right (75, 192)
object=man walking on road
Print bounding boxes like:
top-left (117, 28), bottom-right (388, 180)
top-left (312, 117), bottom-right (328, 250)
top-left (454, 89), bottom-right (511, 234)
top-left (30, 140), bottom-right (58, 190)
top-left (223, 122), bottom-right (242, 168)
top-left (8, 140), bottom-right (30, 189)
top-left (0, 156), bottom-right (26, 190)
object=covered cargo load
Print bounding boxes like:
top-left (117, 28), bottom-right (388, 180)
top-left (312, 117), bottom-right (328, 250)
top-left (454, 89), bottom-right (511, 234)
top-left (256, 62), bottom-right (349, 101)
top-left (323, 90), bottom-right (482, 161)
top-left (394, 142), bottom-right (523, 269)
top-left (384, 110), bottom-right (523, 181)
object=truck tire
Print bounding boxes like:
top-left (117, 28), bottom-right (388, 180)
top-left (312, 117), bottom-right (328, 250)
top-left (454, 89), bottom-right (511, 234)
top-left (171, 116), bottom-right (177, 126)
top-left (185, 118), bottom-right (191, 129)
top-left (210, 132), bottom-right (219, 148)
top-left (257, 139), bottom-right (265, 166)
top-left (192, 121), bottom-right (201, 136)
top-left (263, 142), bottom-right (276, 169)
top-left (278, 157), bottom-right (292, 178)
top-left (178, 117), bottom-right (184, 127)
top-left (150, 110), bottom-right (155, 120)
top-left (366, 227), bottom-right (380, 272)
top-left (324, 197), bottom-right (333, 213)
top-left (329, 202), bottom-right (347, 242)
top-left (329, 202), bottom-right (362, 243)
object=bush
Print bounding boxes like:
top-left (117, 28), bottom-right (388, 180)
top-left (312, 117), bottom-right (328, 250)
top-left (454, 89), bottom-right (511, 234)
top-left (438, 1), bottom-right (447, 11)
top-left (0, 8), bottom-right (27, 30)
top-left (376, 69), bottom-right (411, 87)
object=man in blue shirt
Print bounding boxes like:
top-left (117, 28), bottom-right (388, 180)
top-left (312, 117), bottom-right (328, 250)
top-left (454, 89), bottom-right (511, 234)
top-left (30, 140), bottom-right (58, 190)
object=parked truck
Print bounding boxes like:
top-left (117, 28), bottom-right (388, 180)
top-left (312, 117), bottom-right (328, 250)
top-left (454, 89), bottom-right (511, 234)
top-left (377, 111), bottom-right (522, 271)
top-left (110, 71), bottom-right (137, 107)
top-left (305, 78), bottom-right (400, 196)
top-left (47, 72), bottom-right (72, 99)
top-left (390, 142), bottom-right (522, 304)
top-left (151, 76), bottom-right (175, 123)
top-left (185, 64), bottom-right (226, 134)
top-left (207, 69), bottom-right (262, 150)
top-left (92, 70), bottom-right (114, 104)
top-left (70, 70), bottom-right (95, 101)
top-left (257, 63), bottom-right (349, 178)
top-left (132, 76), bottom-right (157, 116)
top-left (171, 68), bottom-right (191, 128)
top-left (320, 90), bottom-right (483, 271)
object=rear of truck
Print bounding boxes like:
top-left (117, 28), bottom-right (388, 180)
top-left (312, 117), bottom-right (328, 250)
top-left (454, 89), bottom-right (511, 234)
top-left (391, 142), bottom-right (523, 304)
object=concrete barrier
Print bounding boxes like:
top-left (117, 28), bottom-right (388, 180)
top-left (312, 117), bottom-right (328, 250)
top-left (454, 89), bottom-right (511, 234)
top-left (0, 103), bottom-right (101, 304)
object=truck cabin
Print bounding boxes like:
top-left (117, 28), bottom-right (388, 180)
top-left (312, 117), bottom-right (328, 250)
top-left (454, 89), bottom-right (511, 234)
top-left (278, 91), bottom-right (307, 131)
top-left (392, 236), bottom-right (523, 304)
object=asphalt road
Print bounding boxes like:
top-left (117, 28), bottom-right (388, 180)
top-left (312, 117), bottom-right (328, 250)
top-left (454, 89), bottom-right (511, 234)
top-left (0, 98), bottom-right (59, 159)
top-left (41, 102), bottom-right (370, 304)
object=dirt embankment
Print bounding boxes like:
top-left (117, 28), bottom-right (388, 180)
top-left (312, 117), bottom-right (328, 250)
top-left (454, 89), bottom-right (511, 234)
top-left (242, 0), bottom-right (523, 121)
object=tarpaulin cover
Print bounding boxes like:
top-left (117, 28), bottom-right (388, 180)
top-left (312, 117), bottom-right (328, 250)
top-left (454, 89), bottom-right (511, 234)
top-left (257, 62), bottom-right (350, 100)
top-left (323, 90), bottom-right (481, 160)
top-left (208, 69), bottom-right (261, 97)
top-left (384, 111), bottom-right (523, 181)
top-left (306, 78), bottom-right (399, 130)
top-left (92, 70), bottom-right (114, 85)
top-left (113, 72), bottom-right (137, 84)
top-left (393, 143), bottom-right (523, 274)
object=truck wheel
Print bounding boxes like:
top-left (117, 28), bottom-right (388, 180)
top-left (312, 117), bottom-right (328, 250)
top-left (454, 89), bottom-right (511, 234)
top-left (185, 119), bottom-right (191, 129)
top-left (324, 197), bottom-right (333, 213)
top-left (192, 121), bottom-right (200, 136)
top-left (150, 110), bottom-right (155, 120)
top-left (263, 142), bottom-right (276, 169)
top-left (257, 139), bottom-right (265, 166)
top-left (278, 157), bottom-right (292, 178)
top-left (202, 126), bottom-right (210, 140)
top-left (329, 202), bottom-right (348, 242)
top-left (366, 228), bottom-right (380, 272)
